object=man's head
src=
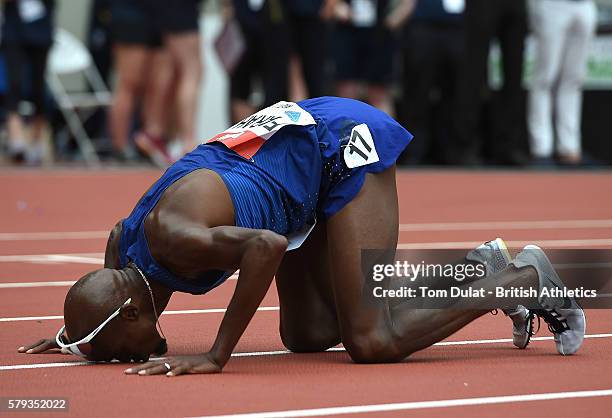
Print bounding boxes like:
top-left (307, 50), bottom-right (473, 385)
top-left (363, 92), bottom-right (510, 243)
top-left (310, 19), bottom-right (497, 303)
top-left (60, 267), bottom-right (167, 362)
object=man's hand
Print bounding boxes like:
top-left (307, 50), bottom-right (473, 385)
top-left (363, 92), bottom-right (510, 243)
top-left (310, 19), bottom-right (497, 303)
top-left (124, 353), bottom-right (222, 377)
top-left (18, 338), bottom-right (62, 354)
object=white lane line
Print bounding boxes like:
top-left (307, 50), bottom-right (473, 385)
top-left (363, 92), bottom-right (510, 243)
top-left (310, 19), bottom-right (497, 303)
top-left (3, 236), bottom-right (612, 267)
top-left (0, 306), bottom-right (280, 322)
top-left (0, 231), bottom-right (108, 241)
top-left (0, 253), bottom-right (104, 265)
top-left (2, 334), bottom-right (611, 371)
top-left (399, 219), bottom-right (612, 232)
top-left (397, 238), bottom-right (612, 249)
top-left (2, 219), bottom-right (612, 241)
top-left (0, 361), bottom-right (92, 370)
top-left (0, 281), bottom-right (77, 288)
top-left (187, 389), bottom-right (612, 418)
top-left (0, 274), bottom-right (239, 289)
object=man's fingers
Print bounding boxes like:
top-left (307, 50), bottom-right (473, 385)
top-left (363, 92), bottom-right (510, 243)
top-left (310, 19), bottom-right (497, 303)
top-left (18, 339), bottom-right (45, 352)
top-left (19, 339), bottom-right (55, 354)
top-left (166, 364), bottom-right (190, 377)
top-left (124, 361), bottom-right (158, 374)
top-left (125, 361), bottom-right (173, 376)
top-left (28, 341), bottom-right (58, 354)
top-left (138, 363), bottom-right (173, 376)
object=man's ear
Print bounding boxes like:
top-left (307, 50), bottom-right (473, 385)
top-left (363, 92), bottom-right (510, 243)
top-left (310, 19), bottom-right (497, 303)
top-left (120, 303), bottom-right (139, 320)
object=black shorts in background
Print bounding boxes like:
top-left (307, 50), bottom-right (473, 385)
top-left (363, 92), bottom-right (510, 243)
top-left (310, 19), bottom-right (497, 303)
top-left (110, 0), bottom-right (162, 47)
top-left (230, 19), bottom-right (264, 101)
top-left (151, 0), bottom-right (201, 34)
top-left (333, 24), bottom-right (396, 85)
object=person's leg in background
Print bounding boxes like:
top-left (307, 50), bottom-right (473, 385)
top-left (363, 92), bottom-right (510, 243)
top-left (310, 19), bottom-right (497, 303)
top-left (26, 44), bottom-right (52, 165)
top-left (442, 22), bottom-right (469, 164)
top-left (3, 42), bottom-right (28, 162)
top-left (493, 0), bottom-right (528, 165)
top-left (229, 19), bottom-right (260, 123)
top-left (293, 14), bottom-right (330, 99)
top-left (365, 28), bottom-right (396, 117)
top-left (109, 44), bottom-right (153, 159)
top-left (150, 0), bottom-right (203, 155)
top-left (556, 1), bottom-right (598, 165)
top-left (109, 0), bottom-right (160, 161)
top-left (261, 34), bottom-right (289, 105)
top-left (141, 49), bottom-right (174, 142)
top-left (261, 0), bottom-right (290, 105)
top-left (163, 32), bottom-right (202, 154)
top-left (399, 22), bottom-right (440, 164)
top-left (132, 44), bottom-right (179, 168)
top-left (334, 24), bottom-right (361, 100)
top-left (527, 0), bottom-right (568, 164)
top-left (454, 0), bottom-right (495, 164)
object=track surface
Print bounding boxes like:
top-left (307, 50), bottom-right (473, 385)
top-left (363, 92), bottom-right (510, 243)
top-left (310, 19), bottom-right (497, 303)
top-left (1, 169), bottom-right (611, 417)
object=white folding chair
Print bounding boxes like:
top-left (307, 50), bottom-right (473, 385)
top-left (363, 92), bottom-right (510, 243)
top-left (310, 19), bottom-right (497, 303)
top-left (46, 28), bottom-right (112, 165)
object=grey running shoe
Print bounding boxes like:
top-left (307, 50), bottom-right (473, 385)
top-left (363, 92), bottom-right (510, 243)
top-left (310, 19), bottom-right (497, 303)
top-left (466, 238), bottom-right (532, 349)
top-left (512, 245), bottom-right (586, 355)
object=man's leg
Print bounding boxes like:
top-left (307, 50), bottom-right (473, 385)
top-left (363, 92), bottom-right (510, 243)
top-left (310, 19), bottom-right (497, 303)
top-left (325, 166), bottom-right (540, 362)
top-left (275, 223), bottom-right (341, 353)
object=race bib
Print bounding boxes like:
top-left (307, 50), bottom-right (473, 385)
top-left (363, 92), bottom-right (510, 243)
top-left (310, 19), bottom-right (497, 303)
top-left (343, 124), bottom-right (379, 168)
top-left (442, 0), bottom-right (465, 14)
top-left (207, 101), bottom-right (316, 160)
top-left (286, 220), bottom-right (317, 251)
top-left (18, 0), bottom-right (46, 23)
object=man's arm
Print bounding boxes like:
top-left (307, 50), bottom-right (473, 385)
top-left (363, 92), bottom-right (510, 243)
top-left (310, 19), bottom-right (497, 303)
top-left (126, 226), bottom-right (288, 376)
top-left (206, 227), bottom-right (288, 368)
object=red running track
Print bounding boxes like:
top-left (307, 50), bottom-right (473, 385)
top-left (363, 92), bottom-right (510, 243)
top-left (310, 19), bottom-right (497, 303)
top-left (0, 168), bottom-right (611, 418)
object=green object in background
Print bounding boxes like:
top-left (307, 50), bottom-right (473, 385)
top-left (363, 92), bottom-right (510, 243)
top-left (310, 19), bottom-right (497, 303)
top-left (489, 34), bottom-right (612, 90)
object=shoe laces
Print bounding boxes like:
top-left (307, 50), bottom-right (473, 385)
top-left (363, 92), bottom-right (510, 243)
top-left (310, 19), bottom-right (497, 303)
top-left (529, 309), bottom-right (569, 335)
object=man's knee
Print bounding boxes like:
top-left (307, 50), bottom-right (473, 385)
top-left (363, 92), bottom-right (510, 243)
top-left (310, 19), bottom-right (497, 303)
top-left (280, 325), bottom-right (340, 353)
top-left (343, 330), bottom-right (405, 364)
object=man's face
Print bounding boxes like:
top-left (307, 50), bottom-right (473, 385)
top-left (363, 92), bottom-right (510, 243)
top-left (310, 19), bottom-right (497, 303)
top-left (63, 268), bottom-right (169, 363)
top-left (80, 315), bottom-right (167, 363)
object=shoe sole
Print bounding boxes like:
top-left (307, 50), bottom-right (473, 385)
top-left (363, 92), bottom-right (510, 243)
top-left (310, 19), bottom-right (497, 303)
top-left (519, 312), bottom-right (533, 349)
top-left (494, 237), bottom-right (512, 265)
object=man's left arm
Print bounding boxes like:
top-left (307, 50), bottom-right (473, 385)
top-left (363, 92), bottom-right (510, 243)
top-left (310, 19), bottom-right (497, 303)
top-left (208, 227), bottom-right (288, 369)
top-left (126, 226), bottom-right (288, 376)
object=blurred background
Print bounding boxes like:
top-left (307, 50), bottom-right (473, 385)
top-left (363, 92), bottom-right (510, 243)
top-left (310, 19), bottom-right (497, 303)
top-left (1, 0), bottom-right (612, 168)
